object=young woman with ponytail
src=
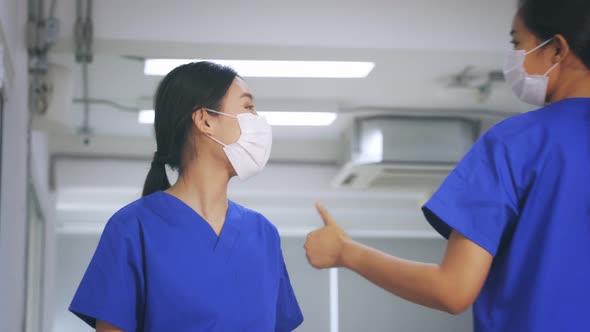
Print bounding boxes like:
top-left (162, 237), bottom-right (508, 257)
top-left (69, 62), bottom-right (303, 332)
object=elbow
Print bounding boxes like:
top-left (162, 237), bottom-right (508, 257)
top-left (443, 300), bottom-right (470, 315)
top-left (436, 289), bottom-right (474, 315)
top-left (434, 274), bottom-right (477, 315)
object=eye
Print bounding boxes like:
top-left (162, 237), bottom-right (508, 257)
top-left (245, 105), bottom-right (256, 111)
top-left (510, 40), bottom-right (519, 47)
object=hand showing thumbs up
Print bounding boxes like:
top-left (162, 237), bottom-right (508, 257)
top-left (304, 202), bottom-right (352, 269)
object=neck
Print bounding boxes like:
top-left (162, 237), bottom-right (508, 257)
top-left (550, 67), bottom-right (590, 102)
top-left (167, 155), bottom-right (231, 225)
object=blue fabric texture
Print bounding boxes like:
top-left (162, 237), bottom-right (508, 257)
top-left (423, 98), bottom-right (590, 332)
top-left (70, 191), bottom-right (303, 332)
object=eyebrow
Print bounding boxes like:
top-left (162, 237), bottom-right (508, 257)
top-left (241, 93), bottom-right (254, 101)
top-left (510, 29), bottom-right (517, 36)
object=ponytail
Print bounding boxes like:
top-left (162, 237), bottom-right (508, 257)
top-left (142, 152), bottom-right (172, 197)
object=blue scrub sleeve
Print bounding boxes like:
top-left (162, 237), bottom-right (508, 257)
top-left (69, 219), bottom-right (144, 331)
top-left (275, 251), bottom-right (304, 331)
top-left (422, 131), bottom-right (519, 256)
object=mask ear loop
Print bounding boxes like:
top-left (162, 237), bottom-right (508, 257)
top-left (191, 107), bottom-right (235, 147)
top-left (187, 107), bottom-right (230, 147)
top-left (204, 108), bottom-right (238, 118)
top-left (544, 62), bottom-right (560, 76)
top-left (523, 37), bottom-right (560, 76)
top-left (207, 134), bottom-right (228, 147)
top-left (525, 37), bottom-right (555, 55)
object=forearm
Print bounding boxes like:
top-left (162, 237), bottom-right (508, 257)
top-left (96, 320), bottom-right (124, 332)
top-left (341, 240), bottom-right (456, 313)
top-left (306, 205), bottom-right (488, 313)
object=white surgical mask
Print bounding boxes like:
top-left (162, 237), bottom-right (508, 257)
top-left (205, 109), bottom-right (272, 180)
top-left (503, 38), bottom-right (560, 107)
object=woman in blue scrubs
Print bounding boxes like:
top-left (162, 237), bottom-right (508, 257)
top-left (70, 62), bottom-right (304, 331)
top-left (305, 0), bottom-right (590, 331)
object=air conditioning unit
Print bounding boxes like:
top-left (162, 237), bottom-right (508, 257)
top-left (333, 115), bottom-right (480, 190)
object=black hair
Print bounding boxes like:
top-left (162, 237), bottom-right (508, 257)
top-left (518, 0), bottom-right (590, 69)
top-left (142, 61), bottom-right (238, 197)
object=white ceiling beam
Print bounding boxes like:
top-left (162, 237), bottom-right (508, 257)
top-left (50, 0), bottom-right (515, 52)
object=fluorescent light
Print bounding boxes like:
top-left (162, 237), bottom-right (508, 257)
top-left (259, 112), bottom-right (337, 126)
top-left (138, 109), bottom-right (155, 124)
top-left (138, 110), bottom-right (337, 127)
top-left (144, 59), bottom-right (375, 78)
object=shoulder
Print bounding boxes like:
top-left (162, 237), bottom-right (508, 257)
top-left (487, 100), bottom-right (577, 144)
top-left (230, 200), bottom-right (280, 237)
top-left (464, 102), bottom-right (581, 179)
top-left (103, 194), bottom-right (157, 236)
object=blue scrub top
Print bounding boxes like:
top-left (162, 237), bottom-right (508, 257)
top-left (423, 98), bottom-right (590, 332)
top-left (70, 191), bottom-right (303, 332)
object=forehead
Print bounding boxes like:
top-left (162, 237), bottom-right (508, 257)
top-left (227, 77), bottom-right (252, 98)
top-left (511, 13), bottom-right (531, 36)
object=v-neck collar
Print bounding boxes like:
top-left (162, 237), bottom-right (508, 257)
top-left (147, 191), bottom-right (242, 261)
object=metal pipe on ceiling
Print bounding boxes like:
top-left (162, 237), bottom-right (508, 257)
top-left (37, 0), bottom-right (44, 20)
top-left (75, 0), bottom-right (94, 145)
top-left (49, 0), bottom-right (57, 19)
top-left (87, 0), bottom-right (92, 19)
top-left (81, 62), bottom-right (90, 143)
top-left (28, 0), bottom-right (58, 115)
top-left (28, 0), bottom-right (39, 20)
top-left (76, 0), bottom-right (83, 18)
top-left (72, 98), bottom-right (139, 112)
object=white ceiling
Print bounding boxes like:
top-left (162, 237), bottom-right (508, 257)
top-left (52, 0), bottom-right (517, 52)
top-left (37, 0), bottom-right (530, 143)
top-left (36, 0), bottom-right (533, 234)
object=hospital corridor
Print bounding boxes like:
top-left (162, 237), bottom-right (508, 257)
top-left (1, 0), bottom-right (590, 332)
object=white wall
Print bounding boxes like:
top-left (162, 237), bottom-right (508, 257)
top-left (53, 159), bottom-right (439, 237)
top-left (281, 238), bottom-right (331, 332)
top-left (31, 130), bottom-right (58, 332)
top-left (54, 234), bottom-right (98, 332)
top-left (340, 238), bottom-right (472, 332)
top-left (0, 1), bottom-right (30, 332)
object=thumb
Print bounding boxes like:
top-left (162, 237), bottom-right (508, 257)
top-left (316, 201), bottom-right (336, 227)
